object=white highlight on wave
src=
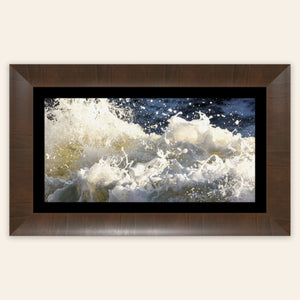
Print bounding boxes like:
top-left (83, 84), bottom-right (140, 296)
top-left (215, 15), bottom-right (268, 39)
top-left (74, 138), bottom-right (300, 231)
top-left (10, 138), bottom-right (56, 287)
top-left (45, 98), bottom-right (255, 203)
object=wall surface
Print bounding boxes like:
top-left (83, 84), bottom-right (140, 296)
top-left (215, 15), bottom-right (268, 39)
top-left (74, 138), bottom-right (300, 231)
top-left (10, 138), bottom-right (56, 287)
top-left (1, 1), bottom-right (299, 299)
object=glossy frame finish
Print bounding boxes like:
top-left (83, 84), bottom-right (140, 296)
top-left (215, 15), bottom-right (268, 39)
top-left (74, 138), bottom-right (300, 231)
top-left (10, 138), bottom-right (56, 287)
top-left (10, 65), bottom-right (290, 236)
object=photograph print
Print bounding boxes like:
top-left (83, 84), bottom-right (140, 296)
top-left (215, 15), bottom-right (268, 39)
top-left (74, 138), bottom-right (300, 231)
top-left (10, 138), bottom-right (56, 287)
top-left (44, 96), bottom-right (255, 203)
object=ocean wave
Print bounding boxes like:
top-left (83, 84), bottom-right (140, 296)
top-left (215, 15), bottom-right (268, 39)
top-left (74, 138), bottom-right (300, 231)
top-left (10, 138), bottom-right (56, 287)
top-left (45, 98), bottom-right (255, 202)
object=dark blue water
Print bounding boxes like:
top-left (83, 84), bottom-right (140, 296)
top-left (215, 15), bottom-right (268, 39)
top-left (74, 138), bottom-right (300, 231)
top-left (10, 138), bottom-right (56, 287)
top-left (109, 98), bottom-right (255, 137)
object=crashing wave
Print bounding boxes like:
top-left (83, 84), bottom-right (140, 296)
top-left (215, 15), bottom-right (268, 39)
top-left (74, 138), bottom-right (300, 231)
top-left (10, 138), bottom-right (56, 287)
top-left (45, 98), bottom-right (255, 203)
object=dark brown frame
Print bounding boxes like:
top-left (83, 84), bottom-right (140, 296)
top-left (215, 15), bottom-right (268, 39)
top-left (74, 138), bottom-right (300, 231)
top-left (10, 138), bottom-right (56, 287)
top-left (10, 65), bottom-right (290, 236)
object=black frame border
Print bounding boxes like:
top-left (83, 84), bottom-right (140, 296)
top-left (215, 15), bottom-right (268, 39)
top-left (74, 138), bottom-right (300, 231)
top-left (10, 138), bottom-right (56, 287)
top-left (34, 87), bottom-right (266, 213)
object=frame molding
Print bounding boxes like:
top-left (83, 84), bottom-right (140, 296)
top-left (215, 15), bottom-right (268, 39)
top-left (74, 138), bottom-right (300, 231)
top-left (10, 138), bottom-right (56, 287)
top-left (10, 65), bottom-right (290, 235)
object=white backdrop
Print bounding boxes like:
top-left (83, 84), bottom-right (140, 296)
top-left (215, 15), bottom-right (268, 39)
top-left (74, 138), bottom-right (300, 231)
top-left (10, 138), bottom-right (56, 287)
top-left (0, 1), bottom-right (299, 299)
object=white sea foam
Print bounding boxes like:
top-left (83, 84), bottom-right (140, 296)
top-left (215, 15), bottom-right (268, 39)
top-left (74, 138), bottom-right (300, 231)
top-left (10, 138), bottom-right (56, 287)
top-left (45, 98), bottom-right (255, 202)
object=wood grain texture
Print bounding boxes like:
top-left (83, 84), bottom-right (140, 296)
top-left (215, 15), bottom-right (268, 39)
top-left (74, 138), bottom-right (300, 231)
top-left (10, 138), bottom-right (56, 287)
top-left (9, 65), bottom-right (290, 236)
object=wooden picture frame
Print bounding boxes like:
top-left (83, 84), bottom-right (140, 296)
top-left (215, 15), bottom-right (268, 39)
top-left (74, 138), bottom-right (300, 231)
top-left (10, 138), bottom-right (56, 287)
top-left (10, 64), bottom-right (290, 236)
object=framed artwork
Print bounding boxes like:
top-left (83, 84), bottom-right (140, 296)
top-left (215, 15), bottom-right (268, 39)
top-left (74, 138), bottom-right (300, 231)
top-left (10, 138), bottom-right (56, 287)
top-left (10, 65), bottom-right (290, 235)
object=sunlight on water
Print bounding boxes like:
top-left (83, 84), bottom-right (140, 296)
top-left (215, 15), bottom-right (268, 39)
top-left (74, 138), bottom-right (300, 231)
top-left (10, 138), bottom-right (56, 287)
top-left (45, 98), bottom-right (255, 203)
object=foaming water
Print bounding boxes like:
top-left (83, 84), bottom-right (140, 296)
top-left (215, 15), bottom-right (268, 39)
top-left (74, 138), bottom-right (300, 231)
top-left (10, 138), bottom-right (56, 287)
top-left (45, 98), bottom-right (255, 202)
